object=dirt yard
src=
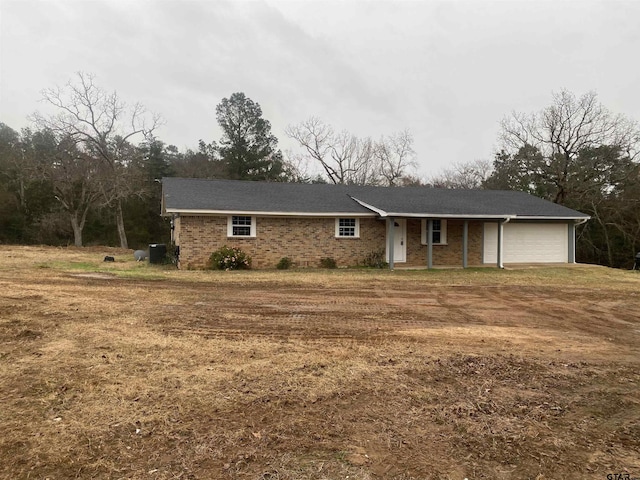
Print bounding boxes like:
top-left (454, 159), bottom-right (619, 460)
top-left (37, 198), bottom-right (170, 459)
top-left (1, 246), bottom-right (639, 480)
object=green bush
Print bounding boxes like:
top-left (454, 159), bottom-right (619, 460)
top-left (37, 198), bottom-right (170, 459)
top-left (362, 249), bottom-right (388, 269)
top-left (319, 257), bottom-right (337, 269)
top-left (276, 257), bottom-right (293, 270)
top-left (208, 246), bottom-right (251, 270)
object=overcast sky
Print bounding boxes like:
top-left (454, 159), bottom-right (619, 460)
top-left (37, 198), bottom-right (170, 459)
top-left (1, 0), bottom-right (639, 178)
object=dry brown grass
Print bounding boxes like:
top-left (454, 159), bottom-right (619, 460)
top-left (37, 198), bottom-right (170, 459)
top-left (1, 245), bottom-right (639, 480)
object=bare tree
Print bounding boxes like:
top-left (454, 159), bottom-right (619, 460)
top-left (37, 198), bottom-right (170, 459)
top-left (329, 131), bottom-right (379, 185)
top-left (286, 117), bottom-right (416, 185)
top-left (278, 150), bottom-right (311, 183)
top-left (285, 117), bottom-right (337, 181)
top-left (500, 90), bottom-right (640, 203)
top-left (44, 134), bottom-right (103, 246)
top-left (286, 118), bottom-right (376, 184)
top-left (429, 159), bottom-right (493, 189)
top-left (375, 130), bottom-right (417, 186)
top-left (33, 72), bottom-right (161, 248)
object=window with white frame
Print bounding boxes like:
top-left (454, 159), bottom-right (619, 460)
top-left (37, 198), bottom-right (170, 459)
top-left (335, 218), bottom-right (360, 238)
top-left (227, 215), bottom-right (256, 237)
top-left (421, 219), bottom-right (447, 245)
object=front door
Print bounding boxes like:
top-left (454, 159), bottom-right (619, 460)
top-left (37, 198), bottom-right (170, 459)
top-left (386, 219), bottom-right (406, 263)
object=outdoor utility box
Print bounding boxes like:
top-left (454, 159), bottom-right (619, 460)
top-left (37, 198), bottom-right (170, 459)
top-left (149, 244), bottom-right (167, 264)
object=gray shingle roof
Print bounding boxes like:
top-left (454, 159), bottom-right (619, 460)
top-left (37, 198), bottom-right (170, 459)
top-left (162, 178), bottom-right (373, 214)
top-left (162, 177), bottom-right (589, 219)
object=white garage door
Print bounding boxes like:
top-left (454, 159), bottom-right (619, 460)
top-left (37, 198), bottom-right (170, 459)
top-left (484, 223), bottom-right (568, 264)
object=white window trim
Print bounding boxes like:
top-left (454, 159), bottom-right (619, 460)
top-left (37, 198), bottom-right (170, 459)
top-left (421, 219), bottom-right (447, 245)
top-left (335, 217), bottom-right (360, 238)
top-left (227, 215), bottom-right (256, 238)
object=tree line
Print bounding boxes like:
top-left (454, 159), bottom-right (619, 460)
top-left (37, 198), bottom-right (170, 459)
top-left (1, 73), bottom-right (638, 267)
top-left (0, 73), bottom-right (418, 250)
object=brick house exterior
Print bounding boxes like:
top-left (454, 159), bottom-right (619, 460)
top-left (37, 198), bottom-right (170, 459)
top-left (176, 216), bottom-right (382, 269)
top-left (162, 178), bottom-right (589, 269)
top-left (174, 216), bottom-right (485, 269)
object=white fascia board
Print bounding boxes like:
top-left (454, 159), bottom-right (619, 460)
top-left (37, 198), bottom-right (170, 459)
top-left (385, 213), bottom-right (517, 219)
top-left (512, 216), bottom-right (591, 221)
top-left (164, 208), bottom-right (376, 217)
top-left (361, 210), bottom-right (588, 221)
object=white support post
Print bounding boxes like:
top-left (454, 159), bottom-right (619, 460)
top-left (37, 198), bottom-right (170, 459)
top-left (427, 219), bottom-right (433, 269)
top-left (387, 218), bottom-right (395, 270)
top-left (463, 220), bottom-right (468, 268)
top-left (497, 220), bottom-right (504, 269)
top-left (568, 222), bottom-right (576, 263)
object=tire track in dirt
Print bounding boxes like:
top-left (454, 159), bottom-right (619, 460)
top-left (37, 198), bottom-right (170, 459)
top-left (154, 286), bottom-right (456, 340)
top-left (478, 285), bottom-right (640, 344)
top-left (29, 274), bottom-right (640, 348)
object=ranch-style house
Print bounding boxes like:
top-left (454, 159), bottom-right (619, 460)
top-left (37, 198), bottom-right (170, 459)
top-left (161, 178), bottom-right (590, 270)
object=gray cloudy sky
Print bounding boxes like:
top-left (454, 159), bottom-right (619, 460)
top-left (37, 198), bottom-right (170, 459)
top-left (1, 0), bottom-right (639, 178)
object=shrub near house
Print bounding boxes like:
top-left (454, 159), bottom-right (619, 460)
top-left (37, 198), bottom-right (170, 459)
top-left (208, 246), bottom-right (251, 270)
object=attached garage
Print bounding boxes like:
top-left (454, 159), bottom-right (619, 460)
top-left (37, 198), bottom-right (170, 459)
top-left (483, 222), bottom-right (569, 264)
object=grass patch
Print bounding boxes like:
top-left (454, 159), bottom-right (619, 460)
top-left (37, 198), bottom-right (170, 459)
top-left (35, 260), bottom-right (96, 271)
top-left (40, 257), bottom-right (640, 292)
